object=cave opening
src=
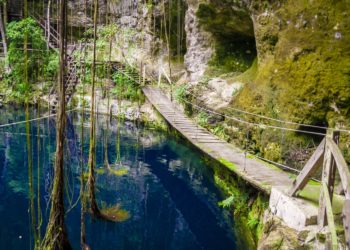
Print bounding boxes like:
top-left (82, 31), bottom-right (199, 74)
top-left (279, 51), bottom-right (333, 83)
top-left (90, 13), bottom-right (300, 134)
top-left (197, 2), bottom-right (257, 74)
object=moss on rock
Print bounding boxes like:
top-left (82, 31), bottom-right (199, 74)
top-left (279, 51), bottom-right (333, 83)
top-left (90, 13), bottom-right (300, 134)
top-left (235, 0), bottom-right (350, 127)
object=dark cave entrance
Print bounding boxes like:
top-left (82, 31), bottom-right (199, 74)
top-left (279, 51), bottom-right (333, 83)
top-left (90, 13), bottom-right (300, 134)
top-left (197, 2), bottom-right (257, 74)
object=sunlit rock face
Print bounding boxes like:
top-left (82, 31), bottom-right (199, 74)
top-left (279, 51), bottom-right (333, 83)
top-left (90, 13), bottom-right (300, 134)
top-left (67, 0), bottom-right (107, 26)
top-left (184, 1), bottom-right (213, 83)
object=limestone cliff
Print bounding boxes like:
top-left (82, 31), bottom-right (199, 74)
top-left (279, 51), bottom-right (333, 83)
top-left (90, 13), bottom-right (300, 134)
top-left (184, 1), bottom-right (213, 82)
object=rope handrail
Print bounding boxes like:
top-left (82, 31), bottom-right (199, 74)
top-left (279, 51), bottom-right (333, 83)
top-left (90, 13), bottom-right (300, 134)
top-left (179, 96), bottom-right (327, 136)
top-left (0, 108), bottom-right (79, 129)
top-left (249, 152), bottom-right (321, 182)
top-left (184, 89), bottom-right (350, 133)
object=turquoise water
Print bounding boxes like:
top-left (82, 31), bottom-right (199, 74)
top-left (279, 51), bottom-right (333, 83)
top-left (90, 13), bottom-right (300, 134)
top-left (0, 107), bottom-right (237, 249)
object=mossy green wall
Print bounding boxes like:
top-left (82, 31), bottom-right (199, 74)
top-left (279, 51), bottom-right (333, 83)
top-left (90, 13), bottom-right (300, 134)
top-left (190, 0), bottom-right (350, 165)
top-left (194, 0), bottom-right (350, 127)
top-left (236, 0), bottom-right (350, 128)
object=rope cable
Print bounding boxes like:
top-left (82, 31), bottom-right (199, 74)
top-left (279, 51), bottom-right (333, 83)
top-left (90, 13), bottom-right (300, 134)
top-left (179, 96), bottom-right (327, 136)
top-left (184, 89), bottom-right (350, 133)
top-left (0, 108), bottom-right (79, 128)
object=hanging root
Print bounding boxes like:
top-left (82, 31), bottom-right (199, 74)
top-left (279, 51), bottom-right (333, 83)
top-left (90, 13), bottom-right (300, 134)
top-left (41, 217), bottom-right (72, 250)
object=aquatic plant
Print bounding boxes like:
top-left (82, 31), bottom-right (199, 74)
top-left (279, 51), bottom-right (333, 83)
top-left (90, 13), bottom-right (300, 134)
top-left (100, 203), bottom-right (130, 222)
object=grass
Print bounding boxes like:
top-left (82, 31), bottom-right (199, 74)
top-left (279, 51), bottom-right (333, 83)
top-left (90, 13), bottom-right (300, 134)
top-left (298, 184), bottom-right (344, 214)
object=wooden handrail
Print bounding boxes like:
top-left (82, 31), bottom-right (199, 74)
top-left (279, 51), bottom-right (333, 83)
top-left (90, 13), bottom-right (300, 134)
top-left (326, 138), bottom-right (350, 199)
top-left (343, 200), bottom-right (350, 249)
top-left (322, 182), bottom-right (339, 250)
top-left (288, 138), bottom-right (325, 196)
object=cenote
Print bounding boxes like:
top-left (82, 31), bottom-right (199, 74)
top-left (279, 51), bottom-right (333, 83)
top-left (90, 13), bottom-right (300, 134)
top-left (0, 106), bottom-right (239, 250)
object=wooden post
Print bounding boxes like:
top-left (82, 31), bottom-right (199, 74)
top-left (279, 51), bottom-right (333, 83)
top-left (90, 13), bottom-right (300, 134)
top-left (343, 200), bottom-right (350, 249)
top-left (327, 138), bottom-right (350, 200)
top-left (318, 130), bottom-right (339, 228)
top-left (288, 138), bottom-right (325, 196)
top-left (322, 182), bottom-right (338, 250)
top-left (139, 61), bottom-right (142, 86)
top-left (158, 69), bottom-right (162, 87)
top-left (142, 64), bottom-right (146, 86)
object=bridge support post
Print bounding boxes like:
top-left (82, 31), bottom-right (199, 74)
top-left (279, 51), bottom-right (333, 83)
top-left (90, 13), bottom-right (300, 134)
top-left (288, 138), bottom-right (325, 196)
top-left (318, 131), bottom-right (339, 228)
top-left (343, 200), bottom-right (350, 249)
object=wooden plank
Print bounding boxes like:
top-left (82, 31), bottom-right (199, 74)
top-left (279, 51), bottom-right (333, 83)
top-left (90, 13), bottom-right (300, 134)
top-left (319, 132), bottom-right (338, 228)
top-left (322, 182), bottom-right (338, 250)
top-left (343, 200), bottom-right (350, 249)
top-left (327, 138), bottom-right (350, 199)
top-left (288, 138), bottom-right (325, 196)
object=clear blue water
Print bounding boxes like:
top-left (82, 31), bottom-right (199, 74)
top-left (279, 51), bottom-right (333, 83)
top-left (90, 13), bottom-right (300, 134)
top-left (0, 107), bottom-right (237, 249)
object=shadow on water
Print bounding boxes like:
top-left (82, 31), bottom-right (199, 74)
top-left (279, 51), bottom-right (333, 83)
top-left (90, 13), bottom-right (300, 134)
top-left (144, 144), bottom-right (236, 250)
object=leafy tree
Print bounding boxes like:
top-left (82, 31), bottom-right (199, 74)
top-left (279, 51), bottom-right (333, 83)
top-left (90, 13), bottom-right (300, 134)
top-left (5, 18), bottom-right (58, 100)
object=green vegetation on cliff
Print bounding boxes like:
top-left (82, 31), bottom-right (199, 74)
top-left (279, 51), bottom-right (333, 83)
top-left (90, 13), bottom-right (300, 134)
top-left (189, 0), bottom-right (350, 167)
top-left (0, 18), bottom-right (58, 103)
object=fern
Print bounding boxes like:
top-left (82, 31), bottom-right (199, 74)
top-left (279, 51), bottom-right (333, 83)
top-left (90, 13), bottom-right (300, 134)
top-left (218, 194), bottom-right (235, 208)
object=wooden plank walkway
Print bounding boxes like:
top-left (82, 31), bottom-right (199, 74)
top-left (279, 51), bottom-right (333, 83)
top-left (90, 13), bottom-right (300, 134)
top-left (143, 86), bottom-right (294, 194)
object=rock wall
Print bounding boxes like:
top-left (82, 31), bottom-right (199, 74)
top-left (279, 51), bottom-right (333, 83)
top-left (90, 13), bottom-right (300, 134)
top-left (183, 0), bottom-right (350, 128)
top-left (243, 0), bottom-right (349, 127)
top-left (184, 1), bottom-right (213, 83)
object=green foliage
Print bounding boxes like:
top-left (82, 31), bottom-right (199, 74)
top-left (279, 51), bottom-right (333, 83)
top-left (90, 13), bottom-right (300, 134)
top-left (211, 124), bottom-right (230, 141)
top-left (98, 24), bottom-right (119, 41)
top-left (218, 194), bottom-right (235, 208)
top-left (4, 18), bottom-right (58, 102)
top-left (213, 165), bottom-right (268, 248)
top-left (196, 111), bottom-right (208, 127)
top-left (112, 71), bottom-right (143, 102)
top-left (174, 84), bottom-right (187, 103)
top-left (264, 142), bottom-right (282, 163)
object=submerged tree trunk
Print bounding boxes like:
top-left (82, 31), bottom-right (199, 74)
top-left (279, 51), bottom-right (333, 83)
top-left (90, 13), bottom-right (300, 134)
top-left (87, 0), bottom-right (101, 217)
top-left (41, 0), bottom-right (72, 249)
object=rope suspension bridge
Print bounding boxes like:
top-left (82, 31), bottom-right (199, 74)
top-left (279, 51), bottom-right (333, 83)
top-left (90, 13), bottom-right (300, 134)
top-left (142, 85), bottom-right (350, 249)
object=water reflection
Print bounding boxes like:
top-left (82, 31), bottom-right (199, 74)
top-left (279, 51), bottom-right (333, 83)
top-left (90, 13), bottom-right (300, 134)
top-left (0, 107), bottom-right (237, 249)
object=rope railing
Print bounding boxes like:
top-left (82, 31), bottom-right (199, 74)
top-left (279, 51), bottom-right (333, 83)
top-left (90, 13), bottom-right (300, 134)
top-left (179, 96), bottom-right (327, 136)
top-left (173, 95), bottom-right (328, 177)
top-left (0, 108), bottom-right (79, 129)
top-left (184, 89), bottom-right (350, 133)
